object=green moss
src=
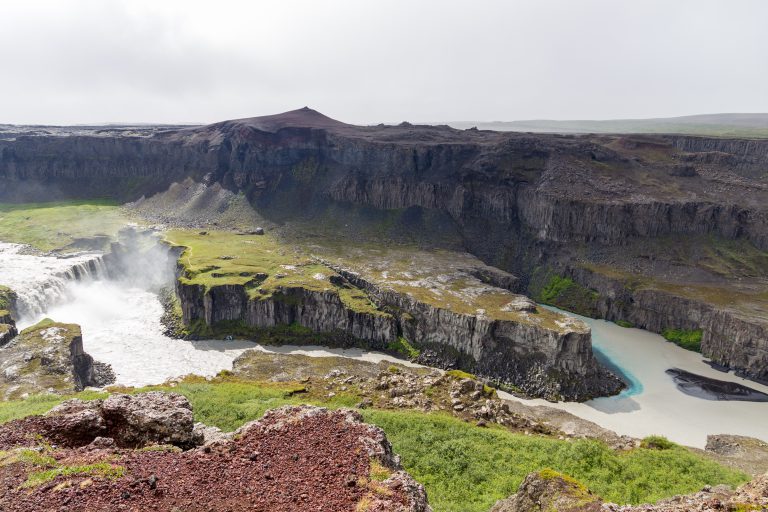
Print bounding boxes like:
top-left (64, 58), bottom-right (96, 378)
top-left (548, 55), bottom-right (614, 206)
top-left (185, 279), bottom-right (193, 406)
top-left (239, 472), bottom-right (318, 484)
top-left (661, 328), bottom-right (703, 352)
top-left (386, 337), bottom-right (420, 359)
top-left (0, 285), bottom-right (15, 316)
top-left (530, 268), bottom-right (600, 318)
top-left (0, 201), bottom-right (125, 252)
top-left (640, 436), bottom-right (676, 450)
top-left (23, 462), bottom-right (125, 488)
top-left (446, 369), bottom-right (477, 380)
top-left (368, 460), bottom-right (392, 482)
top-left (615, 320), bottom-right (634, 328)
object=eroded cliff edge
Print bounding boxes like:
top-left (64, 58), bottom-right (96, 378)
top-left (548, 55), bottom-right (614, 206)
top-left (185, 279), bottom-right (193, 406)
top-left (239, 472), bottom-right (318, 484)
top-left (169, 232), bottom-right (622, 401)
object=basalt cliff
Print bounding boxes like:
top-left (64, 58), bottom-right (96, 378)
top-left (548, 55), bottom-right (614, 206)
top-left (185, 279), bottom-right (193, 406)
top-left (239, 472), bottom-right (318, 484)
top-left (1, 107), bottom-right (767, 384)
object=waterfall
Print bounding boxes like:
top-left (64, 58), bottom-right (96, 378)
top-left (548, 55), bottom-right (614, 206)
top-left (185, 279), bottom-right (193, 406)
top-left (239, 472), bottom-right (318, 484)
top-left (0, 242), bottom-right (108, 322)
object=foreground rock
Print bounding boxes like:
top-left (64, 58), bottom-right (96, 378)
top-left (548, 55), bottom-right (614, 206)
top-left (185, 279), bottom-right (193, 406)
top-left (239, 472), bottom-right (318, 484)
top-left (490, 470), bottom-right (603, 511)
top-left (0, 400), bottom-right (431, 512)
top-left (0, 319), bottom-right (115, 400)
top-left (0, 285), bottom-right (17, 346)
top-left (494, 470), bottom-right (768, 512)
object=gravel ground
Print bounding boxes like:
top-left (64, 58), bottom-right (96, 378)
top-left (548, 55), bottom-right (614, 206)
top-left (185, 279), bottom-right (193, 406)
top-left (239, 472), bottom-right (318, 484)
top-left (0, 406), bottom-right (427, 512)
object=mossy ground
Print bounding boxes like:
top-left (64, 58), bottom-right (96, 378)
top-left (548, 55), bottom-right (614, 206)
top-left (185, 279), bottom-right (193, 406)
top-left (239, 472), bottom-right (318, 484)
top-left (0, 377), bottom-right (748, 512)
top-left (661, 328), bottom-right (703, 352)
top-left (166, 229), bottom-right (387, 316)
top-left (307, 243), bottom-right (579, 333)
top-left (0, 201), bottom-right (126, 252)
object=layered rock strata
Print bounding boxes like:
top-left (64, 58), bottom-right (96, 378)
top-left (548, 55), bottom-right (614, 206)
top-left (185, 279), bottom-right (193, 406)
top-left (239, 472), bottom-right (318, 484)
top-left (2, 108), bottom-right (766, 382)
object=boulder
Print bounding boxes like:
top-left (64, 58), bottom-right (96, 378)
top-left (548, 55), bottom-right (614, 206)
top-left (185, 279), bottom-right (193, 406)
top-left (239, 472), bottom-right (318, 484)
top-left (490, 470), bottom-right (603, 512)
top-left (101, 392), bottom-right (198, 449)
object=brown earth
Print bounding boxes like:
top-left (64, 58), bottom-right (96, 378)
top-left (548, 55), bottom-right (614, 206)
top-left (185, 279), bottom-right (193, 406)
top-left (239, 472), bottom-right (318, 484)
top-left (0, 398), bottom-right (430, 512)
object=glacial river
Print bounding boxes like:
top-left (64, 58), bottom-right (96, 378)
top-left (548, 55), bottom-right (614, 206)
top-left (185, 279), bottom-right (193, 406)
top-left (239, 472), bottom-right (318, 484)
top-left (2, 241), bottom-right (767, 448)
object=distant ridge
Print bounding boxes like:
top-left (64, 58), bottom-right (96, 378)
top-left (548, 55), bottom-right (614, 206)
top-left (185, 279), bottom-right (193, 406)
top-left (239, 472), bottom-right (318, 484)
top-left (448, 113), bottom-right (768, 138)
top-left (223, 106), bottom-right (351, 133)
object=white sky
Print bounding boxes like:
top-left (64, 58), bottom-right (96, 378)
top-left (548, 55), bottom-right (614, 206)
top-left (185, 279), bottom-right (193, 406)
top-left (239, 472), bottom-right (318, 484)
top-left (1, 0), bottom-right (766, 125)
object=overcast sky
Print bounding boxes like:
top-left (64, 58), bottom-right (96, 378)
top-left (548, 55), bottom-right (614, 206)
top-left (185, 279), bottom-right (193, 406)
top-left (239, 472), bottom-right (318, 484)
top-left (1, 0), bottom-right (766, 125)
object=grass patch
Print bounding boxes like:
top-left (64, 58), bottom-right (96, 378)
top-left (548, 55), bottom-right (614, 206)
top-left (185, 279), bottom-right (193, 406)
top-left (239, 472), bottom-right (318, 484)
top-left (387, 336), bottom-right (420, 359)
top-left (363, 410), bottom-right (748, 511)
top-left (531, 269), bottom-right (600, 318)
top-left (0, 391), bottom-right (107, 424)
top-left (23, 462), bottom-right (125, 488)
top-left (615, 320), bottom-right (634, 328)
top-left (662, 328), bottom-right (703, 352)
top-left (0, 201), bottom-right (125, 252)
top-left (640, 436), bottom-right (675, 450)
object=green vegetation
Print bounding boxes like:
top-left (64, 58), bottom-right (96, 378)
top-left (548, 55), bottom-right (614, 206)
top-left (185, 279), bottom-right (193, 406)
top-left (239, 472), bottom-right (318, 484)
top-left (0, 285), bottom-right (14, 317)
top-left (166, 229), bottom-right (389, 317)
top-left (0, 446), bottom-right (124, 488)
top-left (0, 391), bottom-right (107, 424)
top-left (0, 378), bottom-right (746, 511)
top-left (0, 201), bottom-right (125, 252)
top-left (387, 336), bottom-right (420, 359)
top-left (615, 320), bottom-right (634, 328)
top-left (23, 462), bottom-right (125, 488)
top-left (531, 269), bottom-right (600, 318)
top-left (640, 436), bottom-right (675, 450)
top-left (662, 328), bottom-right (703, 352)
top-left (364, 410), bottom-right (746, 511)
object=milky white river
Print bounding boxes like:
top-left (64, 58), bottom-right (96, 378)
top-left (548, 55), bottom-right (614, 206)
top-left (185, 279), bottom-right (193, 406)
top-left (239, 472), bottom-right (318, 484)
top-left (2, 241), bottom-right (767, 448)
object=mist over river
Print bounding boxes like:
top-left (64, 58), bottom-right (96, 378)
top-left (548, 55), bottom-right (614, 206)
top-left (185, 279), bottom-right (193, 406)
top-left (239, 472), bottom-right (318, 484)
top-left (2, 241), bottom-right (767, 448)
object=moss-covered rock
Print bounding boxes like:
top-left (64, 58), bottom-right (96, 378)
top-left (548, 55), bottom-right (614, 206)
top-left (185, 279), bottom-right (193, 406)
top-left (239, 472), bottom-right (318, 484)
top-left (0, 320), bottom-right (112, 400)
top-left (529, 268), bottom-right (600, 318)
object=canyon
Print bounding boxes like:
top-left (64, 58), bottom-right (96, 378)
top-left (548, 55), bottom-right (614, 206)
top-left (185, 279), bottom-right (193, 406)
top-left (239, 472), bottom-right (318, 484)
top-left (1, 107), bottom-right (766, 387)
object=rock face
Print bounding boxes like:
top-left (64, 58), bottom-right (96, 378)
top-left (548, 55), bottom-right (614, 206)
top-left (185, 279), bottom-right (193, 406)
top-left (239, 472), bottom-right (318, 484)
top-left (334, 265), bottom-right (622, 400)
top-left (0, 320), bottom-right (115, 400)
top-left (176, 281), bottom-right (398, 348)
top-left (495, 470), bottom-right (768, 512)
top-left (177, 259), bottom-right (622, 401)
top-left (490, 470), bottom-right (603, 512)
top-left (0, 285), bottom-right (17, 346)
top-left (1, 108), bottom-right (767, 381)
top-left (0, 401), bottom-right (432, 512)
top-left (41, 391), bottom-right (199, 449)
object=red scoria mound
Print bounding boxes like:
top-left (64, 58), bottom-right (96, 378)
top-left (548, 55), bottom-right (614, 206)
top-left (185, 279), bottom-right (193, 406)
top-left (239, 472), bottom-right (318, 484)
top-left (0, 394), bottom-right (431, 512)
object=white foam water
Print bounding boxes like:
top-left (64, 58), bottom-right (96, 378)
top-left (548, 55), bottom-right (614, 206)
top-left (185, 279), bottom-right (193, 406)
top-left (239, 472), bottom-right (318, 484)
top-left (0, 241), bottom-right (107, 319)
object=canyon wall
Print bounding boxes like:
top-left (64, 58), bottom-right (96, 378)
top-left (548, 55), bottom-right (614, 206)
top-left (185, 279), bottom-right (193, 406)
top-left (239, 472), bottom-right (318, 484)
top-left (174, 265), bottom-right (622, 401)
top-left (1, 110), bottom-right (767, 383)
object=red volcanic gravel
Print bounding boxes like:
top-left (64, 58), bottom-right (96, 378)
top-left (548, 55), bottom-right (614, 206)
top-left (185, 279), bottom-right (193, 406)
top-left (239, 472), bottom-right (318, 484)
top-left (0, 408), bottom-right (415, 512)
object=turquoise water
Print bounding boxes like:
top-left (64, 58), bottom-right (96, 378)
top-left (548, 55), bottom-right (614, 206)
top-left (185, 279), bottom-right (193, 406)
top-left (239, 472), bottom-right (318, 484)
top-left (541, 304), bottom-right (644, 396)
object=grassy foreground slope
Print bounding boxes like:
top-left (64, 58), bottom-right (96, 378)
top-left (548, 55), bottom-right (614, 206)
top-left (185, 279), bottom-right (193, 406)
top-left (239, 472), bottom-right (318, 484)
top-left (0, 377), bottom-right (747, 512)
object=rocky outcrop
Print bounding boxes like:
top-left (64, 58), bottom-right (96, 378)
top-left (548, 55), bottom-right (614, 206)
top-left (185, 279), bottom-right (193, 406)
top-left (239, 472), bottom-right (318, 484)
top-left (0, 285), bottom-right (17, 346)
top-left (494, 470), bottom-right (768, 512)
top-left (0, 401), bottom-right (432, 512)
top-left (42, 392), bottom-right (199, 449)
top-left (490, 470), bottom-right (603, 512)
top-left (0, 320), bottom-right (115, 400)
top-left (330, 265), bottom-right (623, 401)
